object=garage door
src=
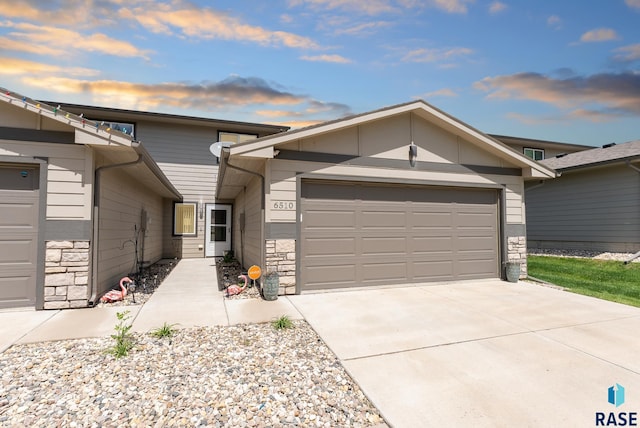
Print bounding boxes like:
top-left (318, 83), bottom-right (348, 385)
top-left (0, 165), bottom-right (39, 309)
top-left (301, 181), bottom-right (499, 291)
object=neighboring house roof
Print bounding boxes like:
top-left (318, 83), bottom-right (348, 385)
top-left (540, 140), bottom-right (640, 171)
top-left (231, 99), bottom-right (557, 179)
top-left (1, 87), bottom-right (181, 199)
top-left (490, 134), bottom-right (592, 152)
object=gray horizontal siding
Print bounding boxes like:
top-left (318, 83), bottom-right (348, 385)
top-left (136, 120), bottom-right (219, 258)
top-left (526, 165), bottom-right (640, 250)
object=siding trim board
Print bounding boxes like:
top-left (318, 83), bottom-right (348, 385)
top-left (276, 149), bottom-right (522, 176)
top-left (45, 220), bottom-right (92, 241)
top-left (0, 127), bottom-right (75, 144)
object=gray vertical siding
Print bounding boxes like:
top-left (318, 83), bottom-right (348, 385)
top-left (526, 165), bottom-right (640, 252)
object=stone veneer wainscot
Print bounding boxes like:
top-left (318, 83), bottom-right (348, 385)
top-left (507, 236), bottom-right (527, 278)
top-left (44, 240), bottom-right (90, 309)
top-left (265, 239), bottom-right (296, 295)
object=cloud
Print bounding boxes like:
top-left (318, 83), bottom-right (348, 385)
top-left (0, 0), bottom-right (320, 50)
top-left (613, 43), bottom-right (640, 62)
top-left (0, 21), bottom-right (152, 59)
top-left (547, 15), bottom-right (562, 30)
top-left (334, 21), bottom-right (392, 36)
top-left (626, 0), bottom-right (640, 9)
top-left (579, 28), bottom-right (619, 43)
top-left (300, 54), bottom-right (352, 63)
top-left (10, 69), bottom-right (353, 122)
top-left (287, 0), bottom-right (397, 15)
top-left (287, 0), bottom-right (473, 15)
top-left (474, 71), bottom-right (640, 120)
top-left (0, 56), bottom-right (99, 77)
top-left (402, 47), bottom-right (474, 64)
top-left (118, 1), bottom-right (320, 49)
top-left (489, 1), bottom-right (507, 14)
top-left (420, 88), bottom-right (458, 98)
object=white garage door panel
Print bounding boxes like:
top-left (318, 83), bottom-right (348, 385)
top-left (301, 181), bottom-right (499, 291)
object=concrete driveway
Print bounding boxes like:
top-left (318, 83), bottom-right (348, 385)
top-left (288, 279), bottom-right (640, 427)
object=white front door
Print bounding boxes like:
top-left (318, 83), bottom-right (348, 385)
top-left (205, 204), bottom-right (231, 257)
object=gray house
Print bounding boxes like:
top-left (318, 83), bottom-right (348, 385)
top-left (1, 87), bottom-right (559, 310)
top-left (0, 89), bottom-right (283, 310)
top-left (217, 101), bottom-right (557, 293)
top-left (527, 140), bottom-right (640, 253)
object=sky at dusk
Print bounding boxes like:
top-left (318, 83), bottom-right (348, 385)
top-left (1, 0), bottom-right (639, 146)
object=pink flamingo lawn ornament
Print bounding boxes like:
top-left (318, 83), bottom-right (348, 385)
top-left (226, 274), bottom-right (248, 297)
top-left (100, 276), bottom-right (132, 303)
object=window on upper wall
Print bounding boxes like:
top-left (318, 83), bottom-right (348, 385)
top-left (92, 120), bottom-right (135, 138)
top-left (216, 132), bottom-right (258, 163)
top-left (524, 148), bottom-right (544, 161)
top-left (173, 202), bottom-right (197, 236)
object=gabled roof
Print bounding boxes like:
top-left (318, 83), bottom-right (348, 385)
top-left (231, 99), bottom-right (557, 179)
top-left (541, 140), bottom-right (640, 171)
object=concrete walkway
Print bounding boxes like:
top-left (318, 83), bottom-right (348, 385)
top-left (1, 258), bottom-right (302, 352)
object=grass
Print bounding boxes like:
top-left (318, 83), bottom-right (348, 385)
top-left (106, 310), bottom-right (134, 358)
top-left (150, 322), bottom-right (178, 339)
top-left (271, 315), bottom-right (294, 330)
top-left (528, 255), bottom-right (640, 307)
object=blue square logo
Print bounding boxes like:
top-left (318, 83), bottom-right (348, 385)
top-left (608, 384), bottom-right (625, 407)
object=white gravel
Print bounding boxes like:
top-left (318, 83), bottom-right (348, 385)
top-left (0, 321), bottom-right (385, 427)
top-left (528, 249), bottom-right (640, 263)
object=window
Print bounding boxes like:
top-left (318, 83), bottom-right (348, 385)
top-left (92, 120), bottom-right (135, 138)
top-left (218, 131), bottom-right (258, 144)
top-left (524, 148), bottom-right (544, 161)
top-left (216, 132), bottom-right (258, 163)
top-left (174, 202), bottom-right (197, 236)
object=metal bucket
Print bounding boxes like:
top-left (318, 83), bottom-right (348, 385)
top-left (263, 271), bottom-right (279, 301)
top-left (505, 262), bottom-right (521, 283)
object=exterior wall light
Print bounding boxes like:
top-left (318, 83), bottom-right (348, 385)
top-left (409, 142), bottom-right (418, 167)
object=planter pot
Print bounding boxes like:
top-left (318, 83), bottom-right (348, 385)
top-left (505, 262), bottom-right (521, 283)
top-left (262, 271), bottom-right (279, 301)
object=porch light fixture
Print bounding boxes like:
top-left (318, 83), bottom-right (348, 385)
top-left (409, 142), bottom-right (418, 167)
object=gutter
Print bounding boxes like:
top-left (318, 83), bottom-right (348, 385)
top-left (88, 144), bottom-right (144, 306)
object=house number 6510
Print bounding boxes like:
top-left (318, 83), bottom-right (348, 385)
top-left (273, 201), bottom-right (295, 210)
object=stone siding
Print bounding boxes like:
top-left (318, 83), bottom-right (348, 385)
top-left (44, 241), bottom-right (90, 309)
top-left (507, 236), bottom-right (527, 278)
top-left (265, 239), bottom-right (296, 295)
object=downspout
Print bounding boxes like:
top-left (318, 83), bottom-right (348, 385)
top-left (88, 143), bottom-right (143, 306)
top-left (222, 149), bottom-right (266, 272)
top-left (624, 161), bottom-right (640, 264)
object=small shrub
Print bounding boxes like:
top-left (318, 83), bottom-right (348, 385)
top-left (222, 250), bottom-right (235, 263)
top-left (107, 310), bottom-right (134, 358)
top-left (271, 315), bottom-right (294, 330)
top-left (150, 322), bottom-right (178, 339)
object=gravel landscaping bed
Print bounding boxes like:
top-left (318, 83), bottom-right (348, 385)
top-left (0, 321), bottom-right (384, 427)
top-left (528, 249), bottom-right (640, 263)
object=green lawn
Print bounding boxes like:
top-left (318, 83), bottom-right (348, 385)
top-left (527, 255), bottom-right (640, 307)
